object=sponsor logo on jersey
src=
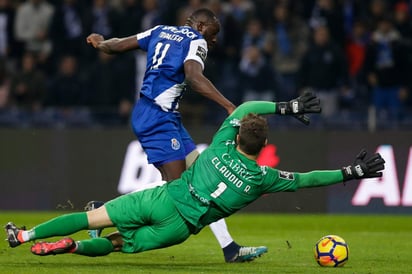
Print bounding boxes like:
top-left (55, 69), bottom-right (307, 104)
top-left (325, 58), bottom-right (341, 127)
top-left (171, 138), bottom-right (181, 150)
top-left (225, 140), bottom-right (235, 146)
top-left (279, 170), bottom-right (294, 180)
top-left (229, 118), bottom-right (240, 127)
top-left (196, 46), bottom-right (207, 62)
top-left (162, 26), bottom-right (198, 39)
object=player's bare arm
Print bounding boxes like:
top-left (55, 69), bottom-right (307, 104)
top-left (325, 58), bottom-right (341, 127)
top-left (86, 34), bottom-right (139, 54)
top-left (184, 60), bottom-right (236, 114)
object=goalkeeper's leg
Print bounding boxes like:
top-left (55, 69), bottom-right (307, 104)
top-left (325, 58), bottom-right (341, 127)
top-left (84, 201), bottom-right (105, 238)
top-left (30, 237), bottom-right (115, 256)
top-left (6, 212), bottom-right (89, 247)
top-left (6, 206), bottom-right (113, 248)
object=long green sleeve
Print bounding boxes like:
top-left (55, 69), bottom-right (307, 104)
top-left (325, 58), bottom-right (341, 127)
top-left (229, 101), bottom-right (277, 120)
top-left (297, 170), bottom-right (345, 188)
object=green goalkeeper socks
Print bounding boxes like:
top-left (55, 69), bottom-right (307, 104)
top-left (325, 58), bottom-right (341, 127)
top-left (26, 212), bottom-right (115, 256)
top-left (74, 238), bottom-right (115, 256)
top-left (29, 212), bottom-right (89, 240)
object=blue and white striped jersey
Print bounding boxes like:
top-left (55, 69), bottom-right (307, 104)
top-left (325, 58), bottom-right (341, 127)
top-left (136, 25), bottom-right (208, 112)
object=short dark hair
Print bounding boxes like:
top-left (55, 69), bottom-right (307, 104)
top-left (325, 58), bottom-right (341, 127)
top-left (187, 8), bottom-right (218, 25)
top-left (238, 113), bottom-right (268, 156)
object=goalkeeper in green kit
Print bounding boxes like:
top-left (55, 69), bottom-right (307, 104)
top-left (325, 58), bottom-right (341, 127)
top-left (5, 92), bottom-right (385, 259)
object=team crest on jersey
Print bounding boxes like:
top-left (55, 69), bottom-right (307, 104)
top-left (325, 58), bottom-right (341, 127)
top-left (171, 138), bottom-right (181, 150)
top-left (196, 46), bottom-right (207, 62)
top-left (279, 170), bottom-right (294, 180)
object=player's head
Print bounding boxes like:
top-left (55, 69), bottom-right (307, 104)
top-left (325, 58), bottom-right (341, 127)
top-left (237, 113), bottom-right (268, 156)
top-left (186, 8), bottom-right (220, 49)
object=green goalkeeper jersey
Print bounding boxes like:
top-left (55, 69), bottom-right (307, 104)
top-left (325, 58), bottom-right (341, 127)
top-left (166, 101), bottom-right (344, 233)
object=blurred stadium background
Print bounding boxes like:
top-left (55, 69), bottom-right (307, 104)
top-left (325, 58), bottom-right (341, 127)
top-left (1, 0), bottom-right (411, 215)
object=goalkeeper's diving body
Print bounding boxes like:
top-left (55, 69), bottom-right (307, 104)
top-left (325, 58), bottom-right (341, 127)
top-left (5, 95), bottom-right (385, 259)
top-left (86, 8), bottom-right (257, 262)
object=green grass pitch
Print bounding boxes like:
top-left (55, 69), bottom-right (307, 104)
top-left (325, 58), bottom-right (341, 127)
top-left (1, 212), bottom-right (411, 274)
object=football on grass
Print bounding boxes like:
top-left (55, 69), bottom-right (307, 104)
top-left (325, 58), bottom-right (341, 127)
top-left (314, 235), bottom-right (349, 267)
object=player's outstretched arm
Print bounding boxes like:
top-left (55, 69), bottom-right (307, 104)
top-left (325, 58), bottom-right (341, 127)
top-left (275, 89), bottom-right (321, 125)
top-left (223, 90), bottom-right (321, 123)
top-left (296, 149), bottom-right (385, 189)
top-left (215, 90), bottom-right (320, 126)
top-left (86, 34), bottom-right (139, 54)
top-left (184, 60), bottom-right (236, 115)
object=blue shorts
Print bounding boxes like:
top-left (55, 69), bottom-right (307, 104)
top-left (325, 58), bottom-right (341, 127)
top-left (131, 96), bottom-right (196, 166)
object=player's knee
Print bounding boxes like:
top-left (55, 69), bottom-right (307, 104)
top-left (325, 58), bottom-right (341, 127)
top-left (86, 205), bottom-right (113, 228)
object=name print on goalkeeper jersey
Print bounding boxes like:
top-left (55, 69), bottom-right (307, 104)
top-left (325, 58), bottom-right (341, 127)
top-left (211, 154), bottom-right (253, 193)
top-left (136, 25), bottom-right (208, 112)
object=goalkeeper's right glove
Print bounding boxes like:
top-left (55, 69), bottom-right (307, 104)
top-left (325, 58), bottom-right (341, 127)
top-left (342, 149), bottom-right (386, 181)
top-left (275, 89), bottom-right (321, 125)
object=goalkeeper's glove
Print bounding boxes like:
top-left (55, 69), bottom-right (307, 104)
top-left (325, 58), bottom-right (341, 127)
top-left (342, 149), bottom-right (385, 181)
top-left (275, 90), bottom-right (321, 125)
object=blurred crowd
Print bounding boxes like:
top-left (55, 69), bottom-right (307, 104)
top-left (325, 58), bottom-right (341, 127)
top-left (0, 0), bottom-right (411, 129)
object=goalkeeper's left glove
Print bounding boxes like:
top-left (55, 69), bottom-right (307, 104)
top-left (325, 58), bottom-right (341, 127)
top-left (275, 90), bottom-right (321, 125)
top-left (342, 149), bottom-right (386, 182)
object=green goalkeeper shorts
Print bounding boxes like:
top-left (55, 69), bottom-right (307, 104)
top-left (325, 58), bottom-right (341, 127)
top-left (105, 184), bottom-right (191, 253)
